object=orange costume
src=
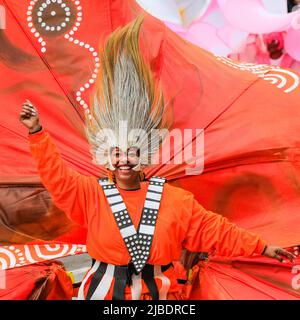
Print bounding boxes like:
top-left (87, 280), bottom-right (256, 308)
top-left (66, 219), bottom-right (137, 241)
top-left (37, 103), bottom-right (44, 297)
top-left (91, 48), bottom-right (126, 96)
top-left (28, 128), bottom-right (267, 300)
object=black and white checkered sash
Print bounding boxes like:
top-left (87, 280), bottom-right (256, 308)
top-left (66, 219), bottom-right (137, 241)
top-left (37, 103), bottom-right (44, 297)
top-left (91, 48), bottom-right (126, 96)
top-left (98, 176), bottom-right (166, 274)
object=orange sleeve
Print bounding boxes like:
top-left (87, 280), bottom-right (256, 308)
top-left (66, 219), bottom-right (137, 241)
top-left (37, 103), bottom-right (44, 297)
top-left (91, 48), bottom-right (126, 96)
top-left (28, 128), bottom-right (96, 227)
top-left (182, 194), bottom-right (267, 257)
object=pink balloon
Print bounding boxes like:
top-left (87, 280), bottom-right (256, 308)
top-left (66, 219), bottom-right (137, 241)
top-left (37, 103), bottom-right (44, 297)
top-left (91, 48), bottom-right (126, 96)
top-left (285, 28), bottom-right (300, 61)
top-left (218, 0), bottom-right (299, 34)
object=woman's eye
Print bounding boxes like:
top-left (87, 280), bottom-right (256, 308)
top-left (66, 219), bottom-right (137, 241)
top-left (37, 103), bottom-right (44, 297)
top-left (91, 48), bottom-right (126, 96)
top-left (128, 152), bottom-right (137, 157)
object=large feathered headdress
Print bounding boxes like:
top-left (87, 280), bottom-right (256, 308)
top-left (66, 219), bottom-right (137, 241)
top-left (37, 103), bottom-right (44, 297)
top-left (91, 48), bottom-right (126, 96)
top-left (86, 16), bottom-right (171, 170)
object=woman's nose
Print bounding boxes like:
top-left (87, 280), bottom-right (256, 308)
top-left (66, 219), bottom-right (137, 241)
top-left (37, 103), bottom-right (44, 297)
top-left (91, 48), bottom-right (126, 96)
top-left (119, 153), bottom-right (128, 163)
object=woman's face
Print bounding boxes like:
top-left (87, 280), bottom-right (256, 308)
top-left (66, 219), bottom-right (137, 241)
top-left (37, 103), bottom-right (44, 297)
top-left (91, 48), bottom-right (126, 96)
top-left (110, 147), bottom-right (141, 183)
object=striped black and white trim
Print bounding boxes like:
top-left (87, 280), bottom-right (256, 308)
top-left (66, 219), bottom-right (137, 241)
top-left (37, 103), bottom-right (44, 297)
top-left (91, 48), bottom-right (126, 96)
top-left (135, 177), bottom-right (165, 272)
top-left (99, 176), bottom-right (166, 273)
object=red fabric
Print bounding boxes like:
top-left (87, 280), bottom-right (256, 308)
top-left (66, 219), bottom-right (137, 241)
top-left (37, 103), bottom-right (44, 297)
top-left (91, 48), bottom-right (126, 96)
top-left (41, 263), bottom-right (73, 300)
top-left (0, 261), bottom-right (73, 300)
top-left (190, 256), bottom-right (300, 300)
top-left (0, 266), bottom-right (36, 300)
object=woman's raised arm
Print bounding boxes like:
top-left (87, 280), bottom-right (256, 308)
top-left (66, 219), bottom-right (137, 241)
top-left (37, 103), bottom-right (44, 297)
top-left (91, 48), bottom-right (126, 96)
top-left (20, 100), bottom-right (97, 226)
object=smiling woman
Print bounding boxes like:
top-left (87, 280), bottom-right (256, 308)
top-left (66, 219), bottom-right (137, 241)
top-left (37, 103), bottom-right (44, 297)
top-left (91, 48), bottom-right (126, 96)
top-left (19, 16), bottom-right (295, 300)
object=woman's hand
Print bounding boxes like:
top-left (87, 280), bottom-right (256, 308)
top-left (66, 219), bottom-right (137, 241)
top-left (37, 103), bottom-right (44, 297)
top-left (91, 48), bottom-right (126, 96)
top-left (263, 245), bottom-right (296, 263)
top-left (19, 99), bottom-right (42, 133)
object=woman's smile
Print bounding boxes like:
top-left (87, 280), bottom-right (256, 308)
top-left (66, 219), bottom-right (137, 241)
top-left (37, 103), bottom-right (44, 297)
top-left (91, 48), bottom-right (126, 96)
top-left (116, 164), bottom-right (134, 175)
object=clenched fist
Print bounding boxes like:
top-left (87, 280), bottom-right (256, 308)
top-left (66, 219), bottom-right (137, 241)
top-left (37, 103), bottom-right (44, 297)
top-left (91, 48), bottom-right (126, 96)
top-left (19, 100), bottom-right (42, 133)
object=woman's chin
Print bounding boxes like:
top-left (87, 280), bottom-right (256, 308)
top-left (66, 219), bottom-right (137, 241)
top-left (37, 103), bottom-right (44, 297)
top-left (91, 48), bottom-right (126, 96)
top-left (118, 169), bottom-right (131, 175)
top-left (116, 169), bottom-right (136, 180)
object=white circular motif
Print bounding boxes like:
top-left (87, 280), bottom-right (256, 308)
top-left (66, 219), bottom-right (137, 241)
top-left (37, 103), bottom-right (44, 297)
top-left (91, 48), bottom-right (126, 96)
top-left (215, 55), bottom-right (299, 93)
top-left (0, 248), bottom-right (17, 269)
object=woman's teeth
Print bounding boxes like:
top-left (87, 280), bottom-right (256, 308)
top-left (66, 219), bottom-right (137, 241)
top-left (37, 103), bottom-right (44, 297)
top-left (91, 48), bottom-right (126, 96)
top-left (119, 166), bottom-right (131, 171)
